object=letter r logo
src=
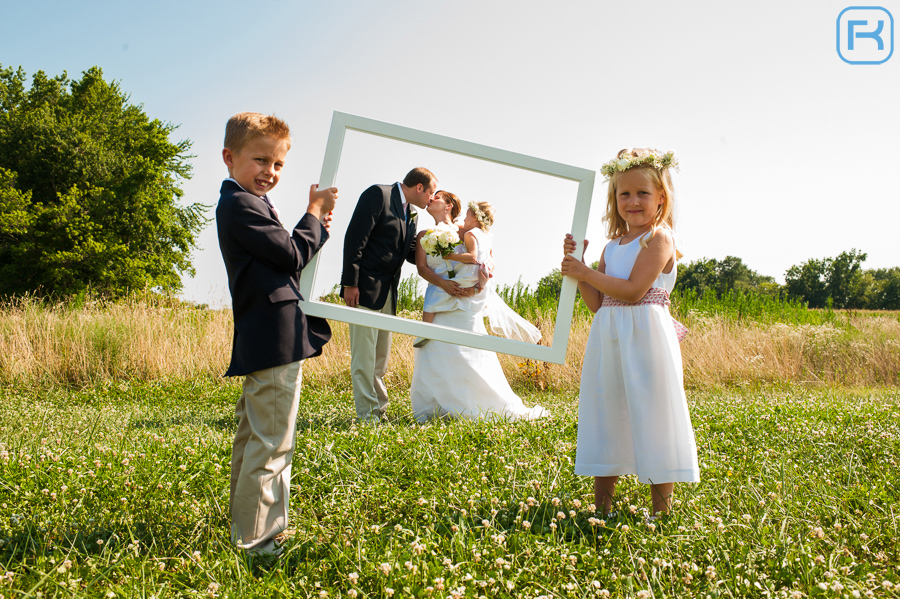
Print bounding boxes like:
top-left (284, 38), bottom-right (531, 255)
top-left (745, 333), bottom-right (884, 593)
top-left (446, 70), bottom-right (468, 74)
top-left (838, 7), bottom-right (894, 64)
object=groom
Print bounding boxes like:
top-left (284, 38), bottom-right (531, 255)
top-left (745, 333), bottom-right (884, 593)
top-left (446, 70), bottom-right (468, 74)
top-left (341, 167), bottom-right (437, 422)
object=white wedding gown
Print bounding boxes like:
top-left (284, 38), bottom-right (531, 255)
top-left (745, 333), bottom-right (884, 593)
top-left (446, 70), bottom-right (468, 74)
top-left (410, 229), bottom-right (548, 422)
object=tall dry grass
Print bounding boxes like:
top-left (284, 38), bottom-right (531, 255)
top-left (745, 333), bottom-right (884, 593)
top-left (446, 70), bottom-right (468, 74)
top-left (0, 295), bottom-right (231, 386)
top-left (1, 296), bottom-right (897, 389)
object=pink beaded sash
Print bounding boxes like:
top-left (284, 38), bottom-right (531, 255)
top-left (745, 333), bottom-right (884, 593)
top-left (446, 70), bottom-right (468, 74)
top-left (601, 287), bottom-right (689, 342)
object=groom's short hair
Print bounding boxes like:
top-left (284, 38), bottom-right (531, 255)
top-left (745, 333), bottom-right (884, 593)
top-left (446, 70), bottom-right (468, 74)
top-left (224, 112), bottom-right (291, 154)
top-left (403, 167), bottom-right (436, 189)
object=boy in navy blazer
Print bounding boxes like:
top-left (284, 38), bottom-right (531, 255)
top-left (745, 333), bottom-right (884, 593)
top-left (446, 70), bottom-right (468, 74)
top-left (216, 112), bottom-right (337, 555)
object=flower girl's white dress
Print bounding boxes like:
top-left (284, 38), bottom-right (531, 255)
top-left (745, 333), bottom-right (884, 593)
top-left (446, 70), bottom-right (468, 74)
top-left (574, 229), bottom-right (699, 484)
top-left (411, 228), bottom-right (548, 422)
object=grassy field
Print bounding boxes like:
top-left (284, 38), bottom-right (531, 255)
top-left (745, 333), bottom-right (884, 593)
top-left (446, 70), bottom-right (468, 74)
top-left (1, 379), bottom-right (899, 598)
top-left (0, 292), bottom-right (898, 596)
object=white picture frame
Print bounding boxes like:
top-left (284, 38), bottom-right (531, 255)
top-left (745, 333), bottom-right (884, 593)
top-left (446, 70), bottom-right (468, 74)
top-left (298, 111), bottom-right (595, 365)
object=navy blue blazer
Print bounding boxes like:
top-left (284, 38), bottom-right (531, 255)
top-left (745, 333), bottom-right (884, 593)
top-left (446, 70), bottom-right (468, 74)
top-left (216, 180), bottom-right (331, 377)
top-left (340, 184), bottom-right (417, 313)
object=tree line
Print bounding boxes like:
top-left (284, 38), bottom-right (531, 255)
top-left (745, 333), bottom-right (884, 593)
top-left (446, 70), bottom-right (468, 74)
top-left (676, 250), bottom-right (900, 310)
top-left (530, 250), bottom-right (899, 312)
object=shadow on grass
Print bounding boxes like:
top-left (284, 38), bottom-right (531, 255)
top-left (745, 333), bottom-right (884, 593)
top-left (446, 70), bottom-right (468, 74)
top-left (129, 414), bottom-right (237, 431)
top-left (1, 513), bottom-right (232, 563)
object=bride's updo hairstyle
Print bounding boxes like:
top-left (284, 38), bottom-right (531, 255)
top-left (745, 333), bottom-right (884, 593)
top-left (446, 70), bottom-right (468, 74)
top-left (437, 190), bottom-right (461, 221)
top-left (602, 148), bottom-right (679, 255)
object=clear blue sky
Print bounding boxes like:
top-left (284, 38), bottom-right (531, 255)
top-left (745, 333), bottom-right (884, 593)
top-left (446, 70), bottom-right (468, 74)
top-left (4, 0), bottom-right (898, 306)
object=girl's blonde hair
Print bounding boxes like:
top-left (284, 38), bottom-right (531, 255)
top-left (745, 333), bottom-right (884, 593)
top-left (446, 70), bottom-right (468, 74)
top-left (468, 201), bottom-right (494, 231)
top-left (604, 148), bottom-right (681, 258)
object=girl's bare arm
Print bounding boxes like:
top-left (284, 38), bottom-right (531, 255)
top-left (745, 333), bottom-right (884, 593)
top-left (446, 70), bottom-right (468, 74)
top-left (446, 231), bottom-right (478, 264)
top-left (562, 230), bottom-right (673, 304)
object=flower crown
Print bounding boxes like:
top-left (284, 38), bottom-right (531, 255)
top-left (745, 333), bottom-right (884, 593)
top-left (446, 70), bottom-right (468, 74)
top-left (599, 149), bottom-right (679, 181)
top-left (468, 201), bottom-right (493, 231)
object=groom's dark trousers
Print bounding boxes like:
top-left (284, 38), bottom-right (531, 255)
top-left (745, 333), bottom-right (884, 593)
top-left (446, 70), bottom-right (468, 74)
top-left (341, 183), bottom-right (416, 421)
top-left (216, 179), bottom-right (330, 553)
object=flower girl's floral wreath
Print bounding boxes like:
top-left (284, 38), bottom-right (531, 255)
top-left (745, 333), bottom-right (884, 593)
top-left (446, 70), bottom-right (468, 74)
top-left (468, 201), bottom-right (493, 231)
top-left (599, 149), bottom-right (679, 181)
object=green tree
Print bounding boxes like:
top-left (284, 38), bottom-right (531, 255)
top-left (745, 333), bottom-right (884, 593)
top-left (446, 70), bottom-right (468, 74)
top-left (870, 267), bottom-right (900, 310)
top-left (784, 249), bottom-right (868, 309)
top-left (0, 64), bottom-right (207, 297)
top-left (784, 258), bottom-right (829, 308)
top-left (676, 256), bottom-right (777, 297)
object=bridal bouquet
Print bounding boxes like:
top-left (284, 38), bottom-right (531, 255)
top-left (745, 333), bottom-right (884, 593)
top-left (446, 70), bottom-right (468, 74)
top-left (420, 223), bottom-right (461, 258)
top-left (420, 223), bottom-right (462, 278)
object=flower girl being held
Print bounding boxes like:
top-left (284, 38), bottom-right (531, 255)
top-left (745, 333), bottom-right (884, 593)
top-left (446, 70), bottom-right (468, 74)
top-left (420, 201), bottom-right (494, 324)
top-left (561, 148), bottom-right (698, 516)
top-left (443, 202), bottom-right (493, 265)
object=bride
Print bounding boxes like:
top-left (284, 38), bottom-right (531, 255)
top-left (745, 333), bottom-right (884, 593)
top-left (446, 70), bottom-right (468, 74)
top-left (410, 192), bottom-right (548, 422)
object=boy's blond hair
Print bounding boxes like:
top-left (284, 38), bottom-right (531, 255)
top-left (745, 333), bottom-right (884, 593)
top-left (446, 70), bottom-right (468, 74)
top-left (224, 112), bottom-right (291, 153)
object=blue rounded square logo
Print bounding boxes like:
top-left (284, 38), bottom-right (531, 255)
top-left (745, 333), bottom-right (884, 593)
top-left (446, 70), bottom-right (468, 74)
top-left (837, 6), bottom-right (894, 64)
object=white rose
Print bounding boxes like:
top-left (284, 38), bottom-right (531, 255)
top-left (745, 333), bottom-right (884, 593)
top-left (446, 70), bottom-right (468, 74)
top-left (617, 158), bottom-right (631, 171)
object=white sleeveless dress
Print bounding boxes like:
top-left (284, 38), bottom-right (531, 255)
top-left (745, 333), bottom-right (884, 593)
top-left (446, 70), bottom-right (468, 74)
top-left (411, 228), bottom-right (547, 422)
top-left (574, 230), bottom-right (700, 484)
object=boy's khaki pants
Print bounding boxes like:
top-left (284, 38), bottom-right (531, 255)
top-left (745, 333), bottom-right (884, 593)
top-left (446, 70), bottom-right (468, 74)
top-left (230, 360), bottom-right (303, 554)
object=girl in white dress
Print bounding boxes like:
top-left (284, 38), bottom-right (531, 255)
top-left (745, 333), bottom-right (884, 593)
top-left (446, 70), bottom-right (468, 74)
top-left (561, 148), bottom-right (699, 516)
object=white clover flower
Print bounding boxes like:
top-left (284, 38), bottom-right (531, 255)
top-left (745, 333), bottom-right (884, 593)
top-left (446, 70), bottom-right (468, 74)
top-left (348, 572), bottom-right (359, 584)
